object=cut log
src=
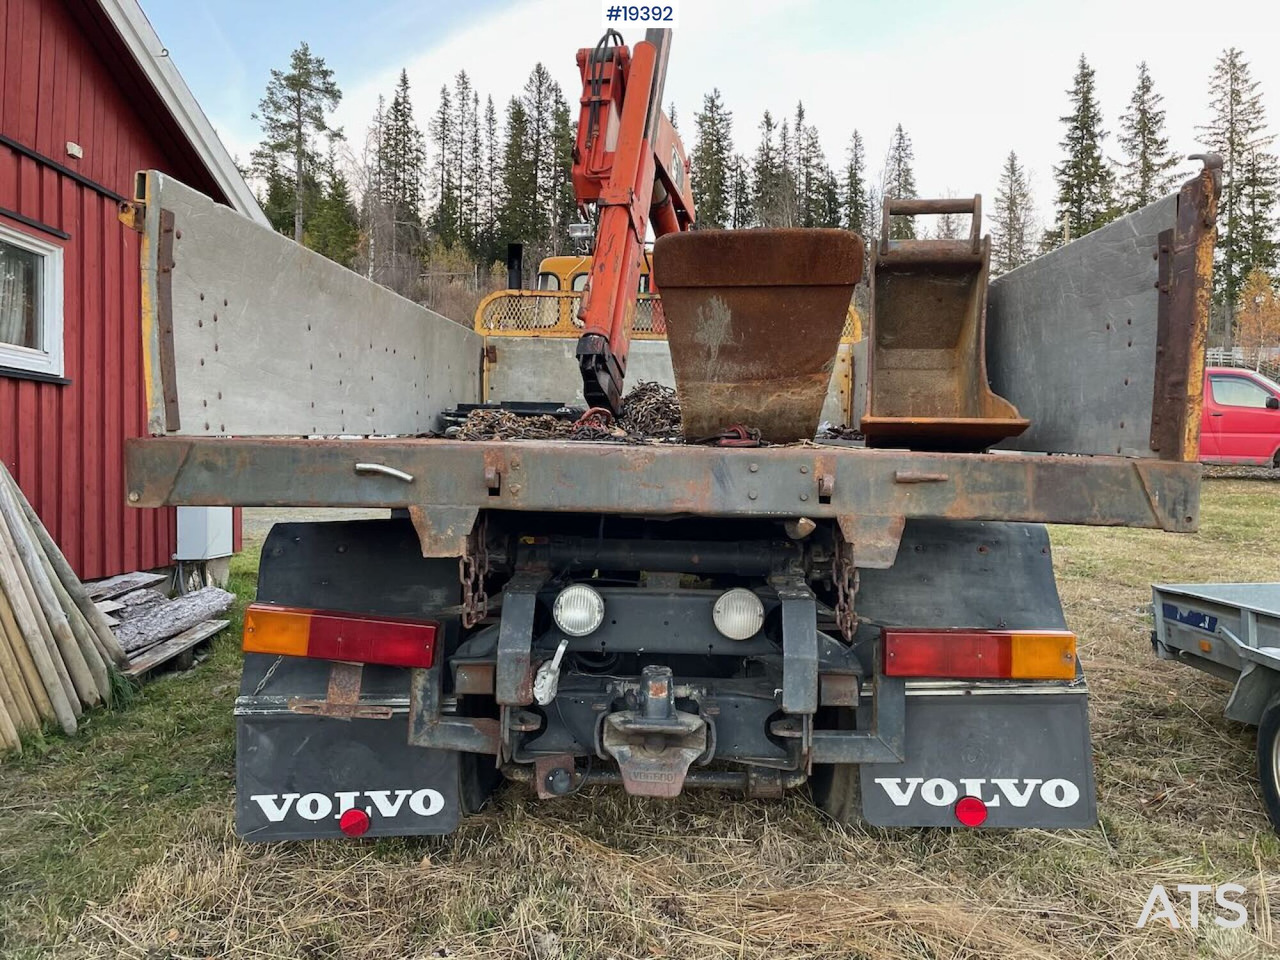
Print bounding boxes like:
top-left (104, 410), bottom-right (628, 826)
top-left (0, 514), bottom-right (81, 724)
top-left (0, 610), bottom-right (40, 731)
top-left (126, 620), bottom-right (229, 677)
top-left (114, 587), bottom-right (235, 653)
top-left (0, 581), bottom-right (56, 725)
top-left (85, 571), bottom-right (168, 601)
top-left (0, 556), bottom-right (77, 734)
top-left (0, 478), bottom-right (105, 706)
top-left (116, 588), bottom-right (170, 618)
top-left (4, 471), bottom-right (129, 667)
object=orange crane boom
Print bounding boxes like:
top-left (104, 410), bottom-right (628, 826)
top-left (572, 29), bottom-right (695, 413)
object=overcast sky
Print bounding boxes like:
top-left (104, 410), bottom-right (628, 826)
top-left (143, 0), bottom-right (1280, 230)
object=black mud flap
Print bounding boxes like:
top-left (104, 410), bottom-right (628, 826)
top-left (237, 519), bottom-right (467, 842)
top-left (236, 711), bottom-right (460, 841)
top-left (859, 692), bottom-right (1096, 828)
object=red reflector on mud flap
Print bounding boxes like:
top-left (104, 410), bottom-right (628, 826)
top-left (954, 796), bottom-right (988, 828)
top-left (339, 808), bottom-right (371, 837)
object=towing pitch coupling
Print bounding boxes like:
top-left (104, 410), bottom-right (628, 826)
top-left (600, 665), bottom-right (709, 797)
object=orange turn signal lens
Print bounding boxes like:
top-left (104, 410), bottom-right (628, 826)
top-left (243, 604), bottom-right (310, 656)
top-left (883, 629), bottom-right (1077, 680)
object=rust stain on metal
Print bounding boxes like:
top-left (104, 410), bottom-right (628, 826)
top-left (289, 662), bottom-right (393, 719)
top-left (819, 673), bottom-right (859, 707)
top-left (655, 229), bottom-right (863, 443)
top-left (894, 470), bottom-right (949, 483)
top-left (156, 209), bottom-right (181, 432)
top-left (453, 661), bottom-right (496, 696)
top-left (408, 504), bottom-right (478, 558)
top-left (1150, 157), bottom-right (1220, 461)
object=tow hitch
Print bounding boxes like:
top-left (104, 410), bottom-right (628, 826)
top-left (600, 665), bottom-right (709, 797)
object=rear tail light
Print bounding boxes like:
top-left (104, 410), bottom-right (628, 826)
top-left (882, 628), bottom-right (1077, 680)
top-left (242, 603), bottom-right (439, 668)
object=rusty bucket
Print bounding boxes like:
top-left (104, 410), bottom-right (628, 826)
top-left (654, 229), bottom-right (863, 444)
top-left (861, 197), bottom-right (1029, 452)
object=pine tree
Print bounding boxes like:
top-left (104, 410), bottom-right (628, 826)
top-left (883, 124), bottom-right (917, 240)
top-left (429, 85), bottom-right (457, 246)
top-left (691, 89), bottom-right (734, 229)
top-left (843, 130), bottom-right (870, 235)
top-left (380, 71), bottom-right (425, 230)
top-left (306, 154), bottom-right (360, 267)
top-left (252, 42), bottom-right (343, 243)
top-left (498, 97), bottom-right (537, 269)
top-left (1199, 48), bottom-right (1279, 318)
top-left (729, 153), bottom-right (752, 229)
top-left (1047, 55), bottom-right (1117, 246)
top-left (751, 111), bottom-right (785, 227)
top-left (1117, 62), bottom-right (1180, 211)
top-left (992, 151), bottom-right (1035, 275)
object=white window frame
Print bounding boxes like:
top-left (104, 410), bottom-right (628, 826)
top-left (0, 222), bottom-right (65, 378)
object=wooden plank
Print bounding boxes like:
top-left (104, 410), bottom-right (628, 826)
top-left (93, 598), bottom-right (123, 614)
top-left (85, 570), bottom-right (166, 600)
top-left (125, 619), bottom-right (228, 677)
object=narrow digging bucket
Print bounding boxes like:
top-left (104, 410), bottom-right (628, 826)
top-left (653, 229), bottom-right (863, 444)
top-left (861, 198), bottom-right (1029, 452)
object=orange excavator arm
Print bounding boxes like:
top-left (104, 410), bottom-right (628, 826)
top-left (572, 29), bottom-right (695, 413)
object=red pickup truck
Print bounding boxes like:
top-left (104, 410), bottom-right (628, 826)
top-left (1201, 366), bottom-right (1280, 466)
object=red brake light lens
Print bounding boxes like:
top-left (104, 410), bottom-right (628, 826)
top-left (242, 603), bottom-right (439, 668)
top-left (882, 628), bottom-right (1077, 680)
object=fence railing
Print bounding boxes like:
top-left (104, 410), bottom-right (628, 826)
top-left (1206, 348), bottom-right (1280, 382)
top-left (475, 290), bottom-right (862, 343)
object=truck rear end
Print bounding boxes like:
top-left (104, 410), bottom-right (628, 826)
top-left (122, 154), bottom-right (1218, 839)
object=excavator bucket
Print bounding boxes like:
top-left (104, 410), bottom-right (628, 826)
top-left (861, 197), bottom-right (1029, 451)
top-left (654, 229), bottom-right (863, 443)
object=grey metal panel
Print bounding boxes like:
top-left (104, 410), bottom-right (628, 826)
top-left (988, 195), bottom-right (1177, 457)
top-left (486, 338), bottom-right (675, 404)
top-left (1156, 582), bottom-right (1280, 617)
top-left (140, 171), bottom-right (482, 437)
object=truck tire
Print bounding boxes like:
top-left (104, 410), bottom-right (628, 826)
top-left (1259, 694), bottom-right (1280, 835)
top-left (809, 707), bottom-right (862, 825)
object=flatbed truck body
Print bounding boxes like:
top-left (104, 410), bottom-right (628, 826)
top-left (121, 161), bottom-right (1219, 839)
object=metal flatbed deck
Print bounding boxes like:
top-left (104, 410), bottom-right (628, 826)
top-left (126, 436), bottom-right (1200, 566)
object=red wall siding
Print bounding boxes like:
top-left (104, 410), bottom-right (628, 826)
top-left (0, 0), bottom-right (233, 578)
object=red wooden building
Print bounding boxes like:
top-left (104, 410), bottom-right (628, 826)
top-left (1, 0), bottom-right (263, 579)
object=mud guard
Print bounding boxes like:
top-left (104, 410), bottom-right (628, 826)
top-left (236, 519), bottom-right (473, 841)
top-left (853, 520), bottom-right (1096, 828)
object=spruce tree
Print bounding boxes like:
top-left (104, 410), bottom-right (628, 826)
top-left (380, 71), bottom-right (425, 232)
top-left (306, 154), bottom-right (360, 268)
top-left (691, 89), bottom-right (734, 229)
top-left (252, 42), bottom-right (343, 243)
top-left (843, 130), bottom-right (870, 236)
top-left (992, 151), bottom-right (1035, 275)
top-left (1117, 62), bottom-right (1180, 211)
top-left (883, 124), bottom-right (917, 240)
top-left (729, 153), bottom-right (752, 229)
top-left (429, 85), bottom-right (458, 246)
top-left (752, 111), bottom-right (785, 227)
top-left (498, 97), bottom-right (537, 272)
top-left (1199, 48), bottom-right (1279, 318)
top-left (1047, 55), bottom-right (1117, 246)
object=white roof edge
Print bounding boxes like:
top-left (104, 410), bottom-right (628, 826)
top-left (96, 0), bottom-right (269, 226)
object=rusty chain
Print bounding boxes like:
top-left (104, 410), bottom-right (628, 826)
top-left (459, 515), bottom-right (491, 629)
top-left (832, 536), bottom-right (858, 641)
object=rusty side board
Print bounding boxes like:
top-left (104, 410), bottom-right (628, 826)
top-left (126, 436), bottom-right (1201, 534)
top-left (1150, 160), bottom-right (1220, 460)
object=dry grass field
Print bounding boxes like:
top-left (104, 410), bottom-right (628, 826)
top-left (2, 480), bottom-right (1279, 959)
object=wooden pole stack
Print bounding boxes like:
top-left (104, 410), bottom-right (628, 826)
top-left (0, 462), bottom-right (128, 751)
